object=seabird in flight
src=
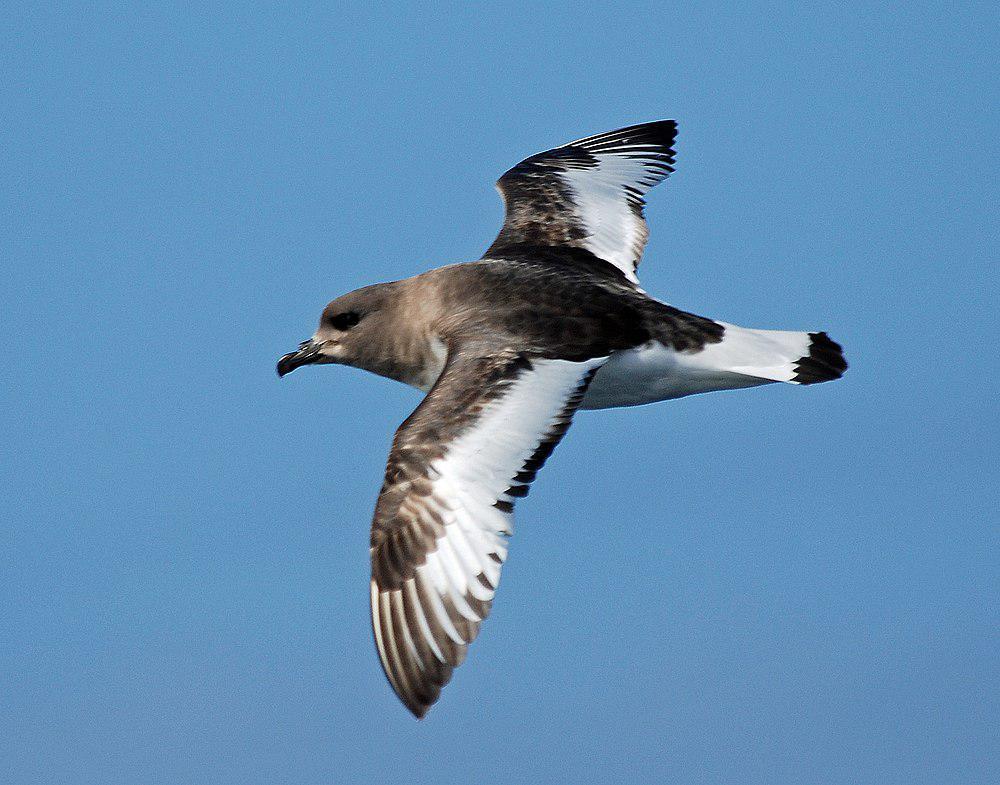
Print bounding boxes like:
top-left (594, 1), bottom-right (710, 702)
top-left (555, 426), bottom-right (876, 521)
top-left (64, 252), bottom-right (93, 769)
top-left (277, 120), bottom-right (847, 717)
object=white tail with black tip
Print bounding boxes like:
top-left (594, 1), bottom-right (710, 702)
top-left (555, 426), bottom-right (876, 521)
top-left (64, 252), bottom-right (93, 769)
top-left (581, 323), bottom-right (847, 409)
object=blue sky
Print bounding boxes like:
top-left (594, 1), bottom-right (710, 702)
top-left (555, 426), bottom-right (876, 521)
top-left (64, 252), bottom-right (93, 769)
top-left (3, 3), bottom-right (997, 783)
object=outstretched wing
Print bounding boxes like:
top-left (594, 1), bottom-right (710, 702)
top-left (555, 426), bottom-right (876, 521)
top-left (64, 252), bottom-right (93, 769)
top-left (369, 348), bottom-right (607, 717)
top-left (485, 120), bottom-right (677, 283)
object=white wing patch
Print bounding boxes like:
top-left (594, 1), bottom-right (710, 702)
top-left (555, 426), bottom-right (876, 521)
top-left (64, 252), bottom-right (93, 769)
top-left (558, 150), bottom-right (669, 283)
top-left (370, 355), bottom-right (606, 717)
top-left (486, 120), bottom-right (677, 282)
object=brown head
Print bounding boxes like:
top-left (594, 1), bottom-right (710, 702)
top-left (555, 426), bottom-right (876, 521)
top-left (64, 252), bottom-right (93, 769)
top-left (276, 282), bottom-right (405, 379)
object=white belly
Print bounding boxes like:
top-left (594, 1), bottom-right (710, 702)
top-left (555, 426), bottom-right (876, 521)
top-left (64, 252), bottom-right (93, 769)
top-left (581, 340), bottom-right (772, 410)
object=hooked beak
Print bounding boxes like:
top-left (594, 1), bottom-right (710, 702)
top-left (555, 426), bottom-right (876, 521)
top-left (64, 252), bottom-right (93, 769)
top-left (276, 339), bottom-right (330, 377)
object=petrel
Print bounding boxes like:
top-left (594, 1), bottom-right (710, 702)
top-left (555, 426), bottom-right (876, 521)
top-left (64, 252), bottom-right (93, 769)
top-left (277, 120), bottom-right (847, 717)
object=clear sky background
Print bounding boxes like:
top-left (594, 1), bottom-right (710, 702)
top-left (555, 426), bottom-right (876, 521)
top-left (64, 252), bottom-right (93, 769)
top-left (3, 3), bottom-right (997, 784)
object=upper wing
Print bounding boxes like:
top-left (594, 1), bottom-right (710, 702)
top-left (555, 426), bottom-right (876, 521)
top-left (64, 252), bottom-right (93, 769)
top-left (369, 348), bottom-right (607, 717)
top-left (484, 120), bottom-right (678, 284)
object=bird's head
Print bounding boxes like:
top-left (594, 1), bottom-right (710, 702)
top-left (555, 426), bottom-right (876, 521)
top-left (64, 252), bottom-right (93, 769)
top-left (276, 282), bottom-right (400, 377)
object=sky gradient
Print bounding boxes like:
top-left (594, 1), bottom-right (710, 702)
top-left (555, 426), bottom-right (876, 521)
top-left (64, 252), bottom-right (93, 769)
top-left (3, 3), bottom-right (997, 783)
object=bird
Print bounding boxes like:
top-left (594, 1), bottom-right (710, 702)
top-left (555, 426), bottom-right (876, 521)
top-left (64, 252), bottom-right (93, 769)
top-left (276, 120), bottom-right (847, 718)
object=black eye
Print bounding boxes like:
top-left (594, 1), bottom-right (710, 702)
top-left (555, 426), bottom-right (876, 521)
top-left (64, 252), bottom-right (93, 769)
top-left (329, 311), bottom-right (361, 331)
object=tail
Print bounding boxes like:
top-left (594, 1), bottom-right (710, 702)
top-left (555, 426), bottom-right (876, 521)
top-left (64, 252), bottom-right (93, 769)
top-left (709, 323), bottom-right (848, 385)
top-left (579, 321), bottom-right (846, 409)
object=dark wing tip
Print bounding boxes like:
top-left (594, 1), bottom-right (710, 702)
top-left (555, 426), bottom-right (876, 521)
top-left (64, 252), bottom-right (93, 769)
top-left (391, 650), bottom-right (451, 719)
top-left (571, 119), bottom-right (677, 159)
top-left (498, 119), bottom-right (679, 183)
top-left (405, 696), bottom-right (432, 720)
top-left (792, 332), bottom-right (848, 384)
top-left (579, 118), bottom-right (677, 142)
